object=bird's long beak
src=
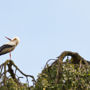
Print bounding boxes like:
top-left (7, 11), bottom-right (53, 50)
top-left (5, 36), bottom-right (12, 41)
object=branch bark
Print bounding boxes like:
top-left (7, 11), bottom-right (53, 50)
top-left (0, 60), bottom-right (36, 87)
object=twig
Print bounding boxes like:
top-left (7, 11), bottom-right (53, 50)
top-left (44, 59), bottom-right (56, 69)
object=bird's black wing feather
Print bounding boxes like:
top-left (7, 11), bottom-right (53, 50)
top-left (0, 44), bottom-right (14, 55)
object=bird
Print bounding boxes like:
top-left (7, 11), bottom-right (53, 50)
top-left (0, 36), bottom-right (20, 59)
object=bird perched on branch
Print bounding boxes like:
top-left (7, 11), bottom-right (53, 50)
top-left (0, 36), bottom-right (20, 59)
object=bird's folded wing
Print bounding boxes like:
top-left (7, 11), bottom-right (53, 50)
top-left (0, 44), bottom-right (15, 55)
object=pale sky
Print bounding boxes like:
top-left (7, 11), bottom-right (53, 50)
top-left (0, 0), bottom-right (90, 84)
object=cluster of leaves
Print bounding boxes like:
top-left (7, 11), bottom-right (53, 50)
top-left (33, 59), bottom-right (90, 90)
top-left (0, 78), bottom-right (29, 90)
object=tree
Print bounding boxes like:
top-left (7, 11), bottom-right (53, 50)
top-left (0, 51), bottom-right (90, 90)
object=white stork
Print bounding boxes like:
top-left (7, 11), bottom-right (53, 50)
top-left (0, 36), bottom-right (20, 59)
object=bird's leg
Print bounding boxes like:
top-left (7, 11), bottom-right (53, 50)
top-left (9, 52), bottom-right (11, 60)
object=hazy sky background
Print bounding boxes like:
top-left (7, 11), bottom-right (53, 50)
top-left (0, 0), bottom-right (90, 84)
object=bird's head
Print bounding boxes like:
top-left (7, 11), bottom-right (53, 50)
top-left (12, 37), bottom-right (20, 46)
top-left (5, 36), bottom-right (20, 46)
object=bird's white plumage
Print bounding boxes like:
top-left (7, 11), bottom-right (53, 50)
top-left (6, 37), bottom-right (20, 46)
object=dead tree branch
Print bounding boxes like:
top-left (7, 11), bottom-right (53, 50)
top-left (0, 60), bottom-right (36, 87)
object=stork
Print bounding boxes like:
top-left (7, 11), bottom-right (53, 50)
top-left (0, 36), bottom-right (20, 59)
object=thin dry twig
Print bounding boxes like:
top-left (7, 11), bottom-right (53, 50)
top-left (44, 59), bottom-right (56, 69)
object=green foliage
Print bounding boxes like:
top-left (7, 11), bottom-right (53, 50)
top-left (0, 78), bottom-right (29, 90)
top-left (0, 59), bottom-right (90, 90)
top-left (33, 60), bottom-right (90, 90)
